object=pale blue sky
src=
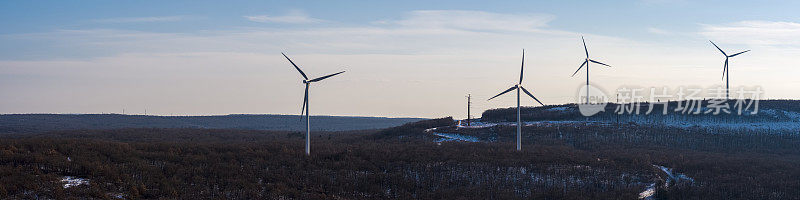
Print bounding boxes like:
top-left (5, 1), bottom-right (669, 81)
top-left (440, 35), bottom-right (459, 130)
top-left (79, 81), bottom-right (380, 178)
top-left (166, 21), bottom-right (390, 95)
top-left (1, 0), bottom-right (799, 118)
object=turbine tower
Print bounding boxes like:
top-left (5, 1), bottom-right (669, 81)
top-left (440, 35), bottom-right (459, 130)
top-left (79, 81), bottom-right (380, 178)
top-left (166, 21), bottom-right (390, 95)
top-left (488, 49), bottom-right (545, 151)
top-left (283, 52), bottom-right (345, 155)
top-left (710, 41), bottom-right (750, 99)
top-left (466, 94), bottom-right (471, 126)
top-left (571, 36), bottom-right (612, 104)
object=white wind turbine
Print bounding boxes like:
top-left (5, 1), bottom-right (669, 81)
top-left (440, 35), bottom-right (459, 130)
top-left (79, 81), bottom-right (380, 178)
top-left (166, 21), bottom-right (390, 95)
top-left (488, 49), bottom-right (545, 151)
top-left (571, 36), bottom-right (612, 104)
top-left (710, 41), bottom-right (750, 99)
top-left (283, 52), bottom-right (345, 155)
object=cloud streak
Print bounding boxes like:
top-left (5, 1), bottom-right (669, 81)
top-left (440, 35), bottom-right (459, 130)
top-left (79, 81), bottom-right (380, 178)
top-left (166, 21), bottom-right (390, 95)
top-left (245, 10), bottom-right (324, 24)
top-left (387, 10), bottom-right (555, 32)
top-left (700, 21), bottom-right (800, 46)
top-left (91, 16), bottom-right (193, 23)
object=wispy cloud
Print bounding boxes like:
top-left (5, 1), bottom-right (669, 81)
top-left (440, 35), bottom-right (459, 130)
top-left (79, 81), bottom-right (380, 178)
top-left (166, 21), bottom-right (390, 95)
top-left (91, 16), bottom-right (193, 23)
top-left (647, 27), bottom-right (673, 35)
top-left (386, 10), bottom-right (555, 32)
top-left (244, 10), bottom-right (323, 24)
top-left (700, 21), bottom-right (800, 46)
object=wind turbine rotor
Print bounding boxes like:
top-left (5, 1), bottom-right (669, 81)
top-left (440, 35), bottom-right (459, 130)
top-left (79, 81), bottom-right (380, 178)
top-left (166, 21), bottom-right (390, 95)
top-left (520, 86), bottom-right (545, 106)
top-left (282, 52), bottom-right (309, 80)
top-left (709, 41), bottom-right (727, 56)
top-left (488, 85), bottom-right (519, 101)
top-left (300, 84), bottom-right (309, 119)
top-left (722, 59), bottom-right (728, 80)
top-left (728, 50), bottom-right (750, 57)
top-left (582, 36), bottom-right (589, 59)
top-left (589, 59), bottom-right (612, 67)
top-left (571, 60), bottom-right (588, 77)
top-left (519, 49), bottom-right (525, 84)
top-left (309, 71), bottom-right (346, 82)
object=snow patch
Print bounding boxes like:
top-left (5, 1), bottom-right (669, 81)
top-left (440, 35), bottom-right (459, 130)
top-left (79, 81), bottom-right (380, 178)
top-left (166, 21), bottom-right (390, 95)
top-left (456, 121), bottom-right (499, 129)
top-left (61, 176), bottom-right (89, 188)
top-left (433, 133), bottom-right (480, 143)
top-left (655, 165), bottom-right (694, 185)
top-left (546, 106), bottom-right (572, 112)
top-left (638, 183), bottom-right (656, 199)
top-left (782, 110), bottom-right (800, 121)
top-left (760, 109), bottom-right (800, 120)
top-left (672, 121), bottom-right (800, 131)
top-left (452, 120), bottom-right (609, 130)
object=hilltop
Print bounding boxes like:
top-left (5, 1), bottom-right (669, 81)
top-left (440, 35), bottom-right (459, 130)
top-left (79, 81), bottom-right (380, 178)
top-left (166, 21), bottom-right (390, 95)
top-left (479, 99), bottom-right (800, 133)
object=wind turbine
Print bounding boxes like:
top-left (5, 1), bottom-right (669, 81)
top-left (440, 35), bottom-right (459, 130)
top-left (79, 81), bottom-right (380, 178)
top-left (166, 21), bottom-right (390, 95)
top-left (283, 52), bottom-right (345, 155)
top-left (487, 49), bottom-right (545, 151)
top-left (710, 41), bottom-right (750, 99)
top-left (571, 36), bottom-right (612, 104)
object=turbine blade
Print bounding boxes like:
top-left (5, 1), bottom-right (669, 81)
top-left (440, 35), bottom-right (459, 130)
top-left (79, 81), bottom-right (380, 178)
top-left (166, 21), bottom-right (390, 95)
top-left (709, 41), bottom-right (727, 56)
top-left (722, 59), bottom-right (728, 80)
top-left (309, 71), bottom-right (345, 82)
top-left (728, 50), bottom-right (750, 57)
top-left (282, 52), bottom-right (308, 80)
top-left (520, 86), bottom-right (544, 106)
top-left (488, 86), bottom-right (518, 101)
top-left (301, 84), bottom-right (308, 120)
top-left (582, 36), bottom-right (589, 58)
top-left (589, 59), bottom-right (611, 67)
top-left (571, 60), bottom-right (587, 77)
top-left (519, 49), bottom-right (525, 84)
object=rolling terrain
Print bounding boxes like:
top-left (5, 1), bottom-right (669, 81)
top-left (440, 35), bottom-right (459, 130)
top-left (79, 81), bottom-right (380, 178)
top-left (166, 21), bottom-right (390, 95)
top-left (0, 100), bottom-right (799, 199)
top-left (0, 114), bottom-right (425, 133)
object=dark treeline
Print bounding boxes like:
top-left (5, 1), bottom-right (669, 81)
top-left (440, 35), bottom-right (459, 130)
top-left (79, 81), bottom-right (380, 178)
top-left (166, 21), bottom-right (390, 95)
top-left (481, 100), bottom-right (800, 127)
top-left (0, 117), bottom-right (798, 199)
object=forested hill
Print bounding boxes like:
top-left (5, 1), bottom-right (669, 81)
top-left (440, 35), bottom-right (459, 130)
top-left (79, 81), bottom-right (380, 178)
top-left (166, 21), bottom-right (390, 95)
top-left (0, 114), bottom-right (425, 134)
top-left (481, 99), bottom-right (800, 124)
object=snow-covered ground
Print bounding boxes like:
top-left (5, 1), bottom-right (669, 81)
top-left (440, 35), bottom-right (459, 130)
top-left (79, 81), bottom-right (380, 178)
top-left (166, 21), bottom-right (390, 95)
top-left (461, 118), bottom-right (799, 133)
top-left (546, 106), bottom-right (573, 112)
top-left (655, 165), bottom-right (694, 185)
top-left (671, 121), bottom-right (800, 131)
top-left (784, 110), bottom-right (800, 121)
top-left (638, 165), bottom-right (694, 199)
top-left (652, 109), bottom-right (800, 131)
top-left (761, 109), bottom-right (800, 121)
top-left (457, 121), bottom-right (606, 129)
top-left (423, 127), bottom-right (438, 132)
top-left (61, 176), bottom-right (89, 188)
top-left (638, 183), bottom-right (656, 199)
top-left (425, 126), bottom-right (481, 142)
top-left (456, 121), bottom-right (499, 128)
top-left (433, 133), bottom-right (480, 143)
